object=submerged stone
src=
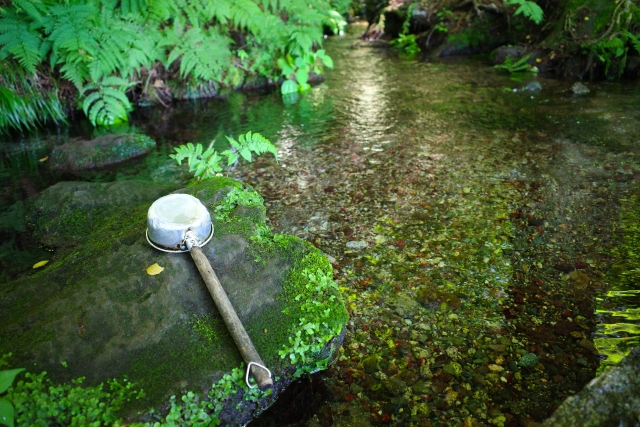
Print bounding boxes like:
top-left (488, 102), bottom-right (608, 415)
top-left (0, 177), bottom-right (348, 426)
top-left (572, 82), bottom-right (590, 95)
top-left (518, 353), bottom-right (539, 367)
top-left (49, 133), bottom-right (156, 171)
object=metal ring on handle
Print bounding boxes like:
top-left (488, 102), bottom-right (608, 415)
top-left (145, 224), bottom-right (214, 253)
top-left (245, 362), bottom-right (272, 389)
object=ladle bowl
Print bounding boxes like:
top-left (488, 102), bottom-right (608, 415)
top-left (146, 194), bottom-right (213, 252)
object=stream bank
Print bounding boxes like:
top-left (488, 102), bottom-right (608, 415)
top-left (377, 0), bottom-right (640, 81)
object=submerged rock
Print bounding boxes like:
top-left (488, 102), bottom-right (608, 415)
top-left (572, 82), bottom-right (590, 95)
top-left (0, 177), bottom-right (348, 426)
top-left (49, 133), bottom-right (156, 171)
top-left (542, 347), bottom-right (640, 426)
top-left (522, 81), bottom-right (542, 92)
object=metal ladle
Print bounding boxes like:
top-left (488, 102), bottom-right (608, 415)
top-left (146, 193), bottom-right (273, 390)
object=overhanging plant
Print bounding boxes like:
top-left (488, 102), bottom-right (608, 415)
top-left (278, 50), bottom-right (334, 95)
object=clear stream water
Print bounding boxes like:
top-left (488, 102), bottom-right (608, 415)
top-left (1, 23), bottom-right (640, 426)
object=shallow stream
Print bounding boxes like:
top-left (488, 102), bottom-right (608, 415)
top-left (1, 23), bottom-right (640, 426)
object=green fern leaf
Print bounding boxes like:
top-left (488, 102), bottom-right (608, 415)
top-left (81, 77), bottom-right (132, 126)
top-left (0, 15), bottom-right (43, 73)
top-left (81, 90), bottom-right (102, 116)
top-left (164, 26), bottom-right (232, 83)
top-left (507, 0), bottom-right (543, 25)
top-left (625, 32), bottom-right (640, 55)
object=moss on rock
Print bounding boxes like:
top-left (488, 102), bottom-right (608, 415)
top-left (0, 177), bottom-right (348, 426)
top-left (49, 133), bottom-right (156, 171)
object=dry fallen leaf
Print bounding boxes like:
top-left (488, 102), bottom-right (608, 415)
top-left (146, 263), bottom-right (164, 275)
top-left (39, 156), bottom-right (48, 162)
top-left (33, 260), bottom-right (49, 268)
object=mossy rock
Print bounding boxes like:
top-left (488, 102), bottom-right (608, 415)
top-left (0, 177), bottom-right (349, 426)
top-left (49, 133), bottom-right (156, 171)
top-left (542, 347), bottom-right (640, 426)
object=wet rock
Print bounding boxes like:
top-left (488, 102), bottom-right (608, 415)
top-left (317, 404), bottom-right (334, 427)
top-left (555, 320), bottom-right (577, 336)
top-left (527, 217), bottom-right (545, 226)
top-left (543, 347), bottom-right (640, 426)
top-left (25, 180), bottom-right (172, 248)
top-left (522, 82), bottom-right (542, 92)
top-left (363, 356), bottom-right (380, 374)
top-left (346, 240), bottom-right (367, 249)
top-left (444, 362), bottom-right (463, 376)
top-left (572, 82), bottom-right (590, 95)
top-left (383, 377), bottom-right (407, 396)
top-left (412, 380), bottom-right (431, 394)
top-left (518, 353), bottom-right (539, 367)
top-left (488, 344), bottom-right (508, 354)
top-left (1, 177), bottom-right (348, 426)
top-left (578, 338), bottom-right (598, 355)
top-left (492, 45), bottom-right (527, 66)
top-left (568, 270), bottom-right (590, 289)
top-left (50, 133), bottom-right (156, 171)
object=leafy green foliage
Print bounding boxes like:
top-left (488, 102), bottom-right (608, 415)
top-left (390, 3), bottom-right (422, 57)
top-left (506, 0), bottom-right (544, 25)
top-left (278, 264), bottom-right (345, 369)
top-left (7, 371), bottom-right (140, 426)
top-left (170, 131), bottom-right (278, 180)
top-left (163, 26), bottom-right (232, 83)
top-left (390, 34), bottom-right (420, 57)
top-left (324, 10), bottom-right (347, 35)
top-left (0, 0), bottom-right (345, 132)
top-left (626, 31), bottom-right (640, 55)
top-left (81, 76), bottom-right (133, 126)
top-left (0, 349), bottom-right (272, 427)
top-left (586, 37), bottom-right (626, 76)
top-left (0, 362), bottom-right (24, 427)
top-left (0, 12), bottom-right (43, 73)
top-left (494, 54), bottom-right (536, 74)
top-left (0, 62), bottom-right (66, 134)
top-left (278, 50), bottom-right (334, 94)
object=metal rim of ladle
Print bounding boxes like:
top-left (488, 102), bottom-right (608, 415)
top-left (145, 224), bottom-right (214, 253)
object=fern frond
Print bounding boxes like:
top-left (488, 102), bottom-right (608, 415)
top-left (506, 0), bottom-right (543, 25)
top-left (146, 0), bottom-right (173, 22)
top-left (119, 0), bottom-right (147, 17)
top-left (625, 32), bottom-right (640, 55)
top-left (229, 0), bottom-right (264, 32)
top-left (81, 77), bottom-right (132, 126)
top-left (59, 60), bottom-right (91, 89)
top-left (165, 26), bottom-right (232, 82)
top-left (0, 14), bottom-right (43, 73)
top-left (12, 0), bottom-right (46, 24)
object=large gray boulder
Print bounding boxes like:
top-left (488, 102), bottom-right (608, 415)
top-left (543, 347), bottom-right (640, 426)
top-left (49, 133), bottom-right (156, 171)
top-left (0, 177), bottom-right (348, 426)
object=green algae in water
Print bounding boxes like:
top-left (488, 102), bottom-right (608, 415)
top-left (595, 188), bottom-right (640, 370)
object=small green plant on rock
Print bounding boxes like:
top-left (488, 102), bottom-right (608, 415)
top-left (390, 3), bottom-right (422, 57)
top-left (494, 54), bottom-right (537, 75)
top-left (170, 131), bottom-right (278, 181)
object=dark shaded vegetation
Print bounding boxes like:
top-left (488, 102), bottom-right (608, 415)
top-left (373, 0), bottom-right (640, 80)
top-left (0, 0), bottom-right (350, 132)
